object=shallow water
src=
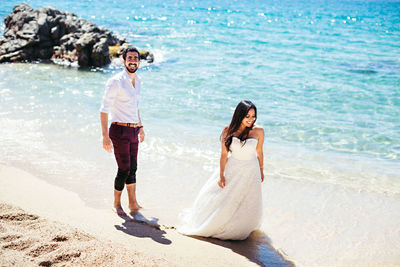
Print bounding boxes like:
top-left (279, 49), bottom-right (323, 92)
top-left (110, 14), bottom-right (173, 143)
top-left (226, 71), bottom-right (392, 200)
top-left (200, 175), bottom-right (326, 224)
top-left (1, 0), bottom-right (400, 265)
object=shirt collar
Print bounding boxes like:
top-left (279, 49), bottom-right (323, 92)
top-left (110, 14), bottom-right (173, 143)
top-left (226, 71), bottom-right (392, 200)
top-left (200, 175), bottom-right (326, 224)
top-left (121, 69), bottom-right (140, 81)
top-left (122, 69), bottom-right (132, 80)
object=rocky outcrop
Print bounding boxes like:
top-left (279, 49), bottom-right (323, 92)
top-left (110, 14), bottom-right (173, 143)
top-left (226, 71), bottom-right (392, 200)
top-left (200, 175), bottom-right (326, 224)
top-left (0, 3), bottom-right (154, 67)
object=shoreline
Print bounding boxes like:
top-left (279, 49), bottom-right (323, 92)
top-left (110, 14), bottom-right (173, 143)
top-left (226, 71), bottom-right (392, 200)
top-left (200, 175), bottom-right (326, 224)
top-left (2, 160), bottom-right (400, 266)
top-left (0, 164), bottom-right (293, 266)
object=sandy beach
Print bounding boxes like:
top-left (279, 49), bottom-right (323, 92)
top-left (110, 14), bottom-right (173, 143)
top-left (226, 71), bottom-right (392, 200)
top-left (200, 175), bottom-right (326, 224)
top-left (0, 164), bottom-right (293, 266)
top-left (0, 203), bottom-right (171, 266)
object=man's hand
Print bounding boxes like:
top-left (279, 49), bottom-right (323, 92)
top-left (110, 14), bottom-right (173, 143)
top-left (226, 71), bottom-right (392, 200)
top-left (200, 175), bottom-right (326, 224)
top-left (103, 136), bottom-right (113, 152)
top-left (139, 127), bottom-right (145, 142)
top-left (218, 176), bottom-right (226, 188)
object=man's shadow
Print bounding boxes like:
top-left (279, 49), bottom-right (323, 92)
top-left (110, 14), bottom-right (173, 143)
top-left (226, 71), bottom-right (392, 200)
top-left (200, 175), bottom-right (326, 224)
top-left (114, 211), bottom-right (172, 245)
top-left (190, 230), bottom-right (295, 267)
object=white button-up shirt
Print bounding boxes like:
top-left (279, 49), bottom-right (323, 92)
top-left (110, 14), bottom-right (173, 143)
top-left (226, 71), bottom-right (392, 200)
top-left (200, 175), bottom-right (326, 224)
top-left (100, 70), bottom-right (141, 123)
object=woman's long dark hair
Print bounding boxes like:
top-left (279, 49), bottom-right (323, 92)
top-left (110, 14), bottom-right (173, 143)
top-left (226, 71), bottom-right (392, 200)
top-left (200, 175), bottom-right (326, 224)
top-left (223, 100), bottom-right (257, 151)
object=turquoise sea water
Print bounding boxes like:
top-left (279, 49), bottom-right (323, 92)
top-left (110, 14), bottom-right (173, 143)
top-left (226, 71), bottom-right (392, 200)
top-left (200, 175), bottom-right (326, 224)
top-left (1, 0), bottom-right (400, 265)
top-left (1, 0), bottom-right (399, 190)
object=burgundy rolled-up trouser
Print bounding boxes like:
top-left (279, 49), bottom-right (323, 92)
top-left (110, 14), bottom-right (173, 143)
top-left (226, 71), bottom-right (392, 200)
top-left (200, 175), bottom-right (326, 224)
top-left (109, 123), bottom-right (139, 191)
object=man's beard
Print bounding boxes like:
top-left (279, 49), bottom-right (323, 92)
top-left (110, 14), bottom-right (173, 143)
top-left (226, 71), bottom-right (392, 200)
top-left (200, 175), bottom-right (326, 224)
top-left (125, 64), bottom-right (138, 73)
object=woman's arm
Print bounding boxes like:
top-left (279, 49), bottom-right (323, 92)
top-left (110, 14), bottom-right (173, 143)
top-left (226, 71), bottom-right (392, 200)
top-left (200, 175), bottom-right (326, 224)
top-left (218, 127), bottom-right (229, 188)
top-left (256, 127), bottom-right (265, 182)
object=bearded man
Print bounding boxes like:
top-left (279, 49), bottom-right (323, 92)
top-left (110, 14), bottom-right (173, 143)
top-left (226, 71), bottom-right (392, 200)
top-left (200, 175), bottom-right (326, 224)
top-left (100, 47), bottom-right (145, 215)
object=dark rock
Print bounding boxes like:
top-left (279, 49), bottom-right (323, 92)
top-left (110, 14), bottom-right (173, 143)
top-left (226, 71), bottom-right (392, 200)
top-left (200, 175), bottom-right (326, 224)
top-left (0, 3), bottom-right (154, 67)
top-left (91, 38), bottom-right (110, 67)
top-left (139, 50), bottom-right (154, 63)
top-left (50, 25), bottom-right (60, 40)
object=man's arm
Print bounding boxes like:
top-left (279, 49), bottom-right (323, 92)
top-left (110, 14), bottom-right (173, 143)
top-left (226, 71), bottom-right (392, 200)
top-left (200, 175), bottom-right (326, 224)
top-left (101, 112), bottom-right (113, 152)
top-left (138, 109), bottom-right (145, 143)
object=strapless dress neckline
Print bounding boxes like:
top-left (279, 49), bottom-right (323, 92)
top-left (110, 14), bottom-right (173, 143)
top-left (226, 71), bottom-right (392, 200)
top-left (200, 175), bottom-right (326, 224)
top-left (232, 136), bottom-right (257, 141)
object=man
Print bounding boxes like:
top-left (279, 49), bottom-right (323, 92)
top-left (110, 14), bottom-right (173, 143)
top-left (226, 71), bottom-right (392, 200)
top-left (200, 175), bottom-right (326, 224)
top-left (100, 47), bottom-right (145, 216)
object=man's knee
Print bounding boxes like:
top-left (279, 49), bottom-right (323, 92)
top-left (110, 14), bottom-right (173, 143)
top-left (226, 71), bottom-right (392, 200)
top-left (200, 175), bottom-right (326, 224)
top-left (126, 175), bottom-right (136, 184)
top-left (114, 168), bottom-right (129, 191)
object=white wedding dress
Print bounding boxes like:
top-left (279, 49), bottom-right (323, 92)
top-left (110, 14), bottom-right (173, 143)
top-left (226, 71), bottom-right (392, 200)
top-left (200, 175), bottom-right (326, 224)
top-left (178, 137), bottom-right (263, 240)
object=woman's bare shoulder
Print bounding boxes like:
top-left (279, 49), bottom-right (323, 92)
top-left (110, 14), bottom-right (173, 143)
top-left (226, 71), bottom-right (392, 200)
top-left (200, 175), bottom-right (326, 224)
top-left (251, 125), bottom-right (265, 138)
top-left (221, 125), bottom-right (229, 138)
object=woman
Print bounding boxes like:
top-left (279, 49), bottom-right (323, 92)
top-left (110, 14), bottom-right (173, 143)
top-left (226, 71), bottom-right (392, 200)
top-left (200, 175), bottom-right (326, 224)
top-left (178, 100), bottom-right (264, 240)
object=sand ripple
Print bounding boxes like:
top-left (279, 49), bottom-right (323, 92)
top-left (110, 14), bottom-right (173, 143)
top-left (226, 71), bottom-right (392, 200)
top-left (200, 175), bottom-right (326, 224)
top-left (0, 203), bottom-right (171, 266)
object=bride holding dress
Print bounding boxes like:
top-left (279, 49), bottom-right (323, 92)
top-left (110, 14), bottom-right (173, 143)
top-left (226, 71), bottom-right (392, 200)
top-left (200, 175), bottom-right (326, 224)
top-left (178, 100), bottom-right (265, 240)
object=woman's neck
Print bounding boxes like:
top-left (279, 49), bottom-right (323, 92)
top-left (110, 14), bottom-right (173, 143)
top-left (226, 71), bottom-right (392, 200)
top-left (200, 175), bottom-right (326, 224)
top-left (237, 125), bottom-right (246, 134)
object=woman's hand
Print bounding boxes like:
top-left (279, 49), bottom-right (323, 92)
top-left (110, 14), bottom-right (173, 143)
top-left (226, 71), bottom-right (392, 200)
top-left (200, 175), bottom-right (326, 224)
top-left (261, 171), bottom-right (264, 182)
top-left (218, 176), bottom-right (226, 188)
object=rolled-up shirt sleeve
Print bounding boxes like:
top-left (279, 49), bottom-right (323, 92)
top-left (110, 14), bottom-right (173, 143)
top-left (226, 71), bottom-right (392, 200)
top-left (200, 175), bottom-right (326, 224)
top-left (100, 79), bottom-right (118, 114)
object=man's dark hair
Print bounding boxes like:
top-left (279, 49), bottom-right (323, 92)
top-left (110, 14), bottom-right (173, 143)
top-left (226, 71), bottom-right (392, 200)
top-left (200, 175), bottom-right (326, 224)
top-left (122, 47), bottom-right (140, 60)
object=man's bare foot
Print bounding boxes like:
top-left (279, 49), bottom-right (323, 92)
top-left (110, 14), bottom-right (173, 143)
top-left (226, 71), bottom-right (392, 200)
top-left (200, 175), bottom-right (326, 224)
top-left (112, 205), bottom-right (127, 216)
top-left (129, 209), bottom-right (139, 216)
top-left (129, 202), bottom-right (142, 212)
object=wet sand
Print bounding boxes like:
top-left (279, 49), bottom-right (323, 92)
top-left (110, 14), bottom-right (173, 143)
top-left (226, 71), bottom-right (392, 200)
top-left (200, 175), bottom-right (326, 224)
top-left (0, 164), bottom-right (293, 266)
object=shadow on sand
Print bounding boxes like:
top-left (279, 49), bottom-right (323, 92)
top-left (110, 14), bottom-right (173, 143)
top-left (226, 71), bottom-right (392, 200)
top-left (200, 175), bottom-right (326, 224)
top-left (115, 211), bottom-right (294, 265)
top-left (114, 210), bottom-right (172, 245)
top-left (190, 230), bottom-right (295, 267)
